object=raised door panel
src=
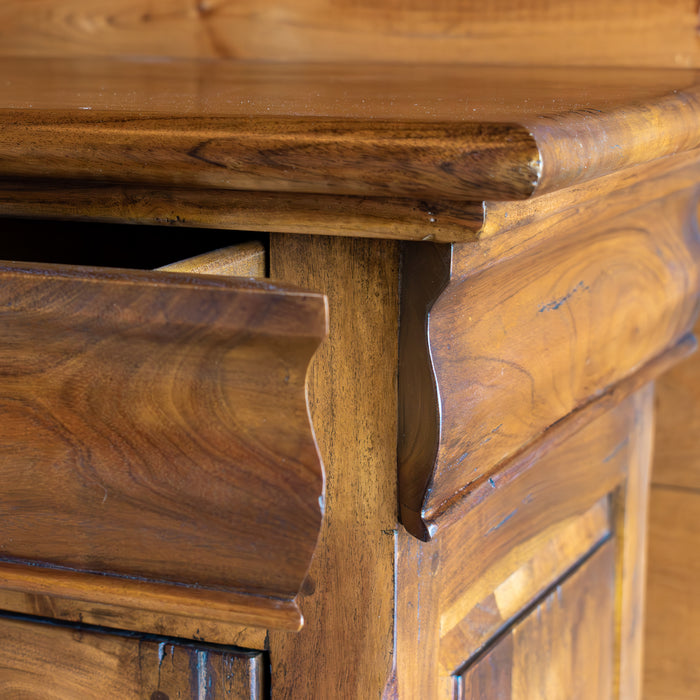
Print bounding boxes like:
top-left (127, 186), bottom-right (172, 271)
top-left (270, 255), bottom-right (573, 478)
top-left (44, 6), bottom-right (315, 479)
top-left (456, 541), bottom-right (615, 699)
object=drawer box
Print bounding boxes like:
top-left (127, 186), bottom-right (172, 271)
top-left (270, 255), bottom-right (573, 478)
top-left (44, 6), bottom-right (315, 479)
top-left (0, 258), bottom-right (327, 632)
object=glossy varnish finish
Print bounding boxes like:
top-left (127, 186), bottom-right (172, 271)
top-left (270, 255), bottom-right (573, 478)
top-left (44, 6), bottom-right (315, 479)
top-left (0, 30), bottom-right (696, 698)
top-left (0, 261), bottom-right (327, 631)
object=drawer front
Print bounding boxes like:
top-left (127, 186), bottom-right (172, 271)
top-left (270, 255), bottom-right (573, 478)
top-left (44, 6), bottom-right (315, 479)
top-left (399, 191), bottom-right (700, 535)
top-left (0, 613), bottom-right (263, 699)
top-left (0, 260), bottom-right (327, 631)
top-left (455, 541), bottom-right (615, 700)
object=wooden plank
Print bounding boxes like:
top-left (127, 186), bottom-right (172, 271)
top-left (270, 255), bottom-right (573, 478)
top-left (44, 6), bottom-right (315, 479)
top-left (158, 241), bottom-right (266, 277)
top-left (391, 388), bottom-right (654, 696)
top-left (0, 587), bottom-right (268, 648)
top-left (268, 234), bottom-right (398, 698)
top-left (0, 182), bottom-right (483, 244)
top-left (0, 1), bottom-right (697, 68)
top-left (399, 189), bottom-right (700, 536)
top-left (644, 487), bottom-right (700, 699)
top-left (613, 383), bottom-right (654, 700)
top-left (0, 614), bottom-right (262, 699)
top-left (0, 261), bottom-right (327, 631)
top-left (0, 109), bottom-right (539, 201)
top-left (456, 541), bottom-right (616, 700)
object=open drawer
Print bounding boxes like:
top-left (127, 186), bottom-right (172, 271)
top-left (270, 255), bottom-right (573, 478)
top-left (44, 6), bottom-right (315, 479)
top-left (0, 235), bottom-right (327, 635)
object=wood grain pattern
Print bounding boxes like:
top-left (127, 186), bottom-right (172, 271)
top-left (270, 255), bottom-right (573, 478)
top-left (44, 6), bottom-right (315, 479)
top-left (399, 190), bottom-right (700, 537)
top-left (0, 0), bottom-right (698, 68)
top-left (5, 60), bottom-right (695, 119)
top-left (439, 498), bottom-right (611, 674)
top-left (2, 61), bottom-right (700, 205)
top-left (456, 541), bottom-right (616, 700)
top-left (645, 488), bottom-right (700, 699)
top-left (0, 614), bottom-right (262, 699)
top-left (0, 109), bottom-right (539, 201)
top-left (644, 316), bottom-right (700, 698)
top-left (392, 387), bottom-right (656, 697)
top-left (436, 390), bottom-right (639, 666)
top-left (269, 234), bottom-right (398, 698)
top-left (0, 588), bottom-right (268, 649)
top-left (0, 242), bottom-right (267, 647)
top-left (480, 149), bottom-right (700, 242)
top-left (158, 241), bottom-right (266, 277)
top-left (0, 181), bottom-right (483, 244)
top-left (0, 261), bottom-right (327, 631)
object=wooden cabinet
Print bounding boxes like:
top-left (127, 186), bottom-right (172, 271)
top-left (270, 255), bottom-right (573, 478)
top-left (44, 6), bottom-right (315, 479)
top-left (0, 33), bottom-right (699, 699)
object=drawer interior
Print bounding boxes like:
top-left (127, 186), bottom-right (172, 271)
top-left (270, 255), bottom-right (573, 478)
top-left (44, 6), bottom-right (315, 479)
top-left (0, 217), bottom-right (268, 271)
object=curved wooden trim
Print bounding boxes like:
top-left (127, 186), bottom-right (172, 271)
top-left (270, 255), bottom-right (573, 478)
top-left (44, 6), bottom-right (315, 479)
top-left (398, 242), bottom-right (453, 541)
top-left (400, 334), bottom-right (697, 541)
top-left (0, 110), bottom-right (539, 201)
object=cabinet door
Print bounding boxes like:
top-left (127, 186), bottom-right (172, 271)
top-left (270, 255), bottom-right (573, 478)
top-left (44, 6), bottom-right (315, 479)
top-left (456, 541), bottom-right (615, 700)
top-left (0, 614), bottom-right (263, 699)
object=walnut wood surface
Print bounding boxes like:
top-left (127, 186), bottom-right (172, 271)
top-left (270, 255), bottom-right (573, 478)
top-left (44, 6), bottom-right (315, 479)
top-left (651, 315), bottom-right (700, 491)
top-left (0, 615), bottom-right (262, 699)
top-left (0, 261), bottom-right (327, 631)
top-left (613, 383), bottom-right (655, 699)
top-left (0, 0), bottom-right (698, 68)
top-left (269, 234), bottom-right (398, 698)
top-left (0, 243), bottom-right (268, 648)
top-left (2, 60), bottom-right (700, 210)
top-left (456, 541), bottom-right (615, 699)
top-left (0, 182), bottom-right (484, 244)
top-left (440, 498), bottom-right (611, 674)
top-left (392, 388), bottom-right (652, 698)
top-left (399, 189), bottom-right (700, 537)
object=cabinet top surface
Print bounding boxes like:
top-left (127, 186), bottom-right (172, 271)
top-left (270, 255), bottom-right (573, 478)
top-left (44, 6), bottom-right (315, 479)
top-left (2, 58), bottom-right (700, 202)
top-left (1, 58), bottom-right (696, 119)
